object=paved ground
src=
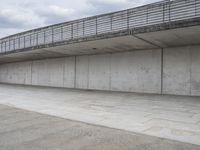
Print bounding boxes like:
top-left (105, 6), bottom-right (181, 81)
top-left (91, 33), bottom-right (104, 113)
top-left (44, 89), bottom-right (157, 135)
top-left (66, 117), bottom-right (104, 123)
top-left (1, 104), bottom-right (200, 150)
top-left (0, 84), bottom-right (200, 146)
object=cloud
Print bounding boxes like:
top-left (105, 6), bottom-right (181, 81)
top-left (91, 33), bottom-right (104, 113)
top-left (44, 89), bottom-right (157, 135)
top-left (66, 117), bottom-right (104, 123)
top-left (85, 0), bottom-right (130, 15)
top-left (36, 5), bottom-right (76, 24)
top-left (89, 0), bottom-right (129, 5)
top-left (48, 5), bottom-right (75, 16)
top-left (0, 8), bottom-right (45, 29)
top-left (85, 0), bottom-right (160, 16)
top-left (0, 0), bottom-right (161, 38)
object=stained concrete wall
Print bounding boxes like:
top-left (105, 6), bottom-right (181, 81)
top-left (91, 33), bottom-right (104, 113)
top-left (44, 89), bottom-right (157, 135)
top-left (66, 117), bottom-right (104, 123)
top-left (31, 57), bottom-right (75, 88)
top-left (88, 54), bottom-right (111, 91)
top-left (0, 45), bottom-right (200, 96)
top-left (110, 50), bottom-right (161, 93)
top-left (74, 49), bottom-right (161, 93)
top-left (75, 56), bottom-right (89, 89)
top-left (0, 61), bottom-right (32, 85)
top-left (163, 47), bottom-right (191, 95)
top-left (32, 58), bottom-right (65, 87)
top-left (163, 46), bottom-right (200, 96)
top-left (191, 47), bottom-right (200, 96)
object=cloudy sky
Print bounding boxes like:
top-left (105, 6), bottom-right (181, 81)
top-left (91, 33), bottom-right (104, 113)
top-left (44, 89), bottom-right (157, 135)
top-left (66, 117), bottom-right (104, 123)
top-left (0, 0), bottom-right (160, 38)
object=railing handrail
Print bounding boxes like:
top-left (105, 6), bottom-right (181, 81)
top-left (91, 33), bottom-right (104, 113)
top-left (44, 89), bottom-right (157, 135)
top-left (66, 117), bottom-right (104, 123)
top-left (0, 0), bottom-right (171, 40)
top-left (0, 0), bottom-right (199, 53)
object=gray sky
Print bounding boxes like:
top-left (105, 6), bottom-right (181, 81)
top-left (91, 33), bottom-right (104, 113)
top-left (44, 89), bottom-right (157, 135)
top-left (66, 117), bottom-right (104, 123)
top-left (0, 0), bottom-right (160, 38)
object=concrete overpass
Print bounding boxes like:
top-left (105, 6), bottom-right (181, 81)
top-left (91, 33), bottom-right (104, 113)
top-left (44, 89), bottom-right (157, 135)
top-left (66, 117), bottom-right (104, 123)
top-left (0, 0), bottom-right (200, 96)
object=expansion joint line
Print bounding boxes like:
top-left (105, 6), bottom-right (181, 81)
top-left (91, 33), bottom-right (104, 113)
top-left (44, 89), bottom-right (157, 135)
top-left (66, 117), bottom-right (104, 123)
top-left (161, 48), bottom-right (164, 94)
top-left (132, 34), bottom-right (162, 49)
top-left (131, 31), bottom-right (164, 94)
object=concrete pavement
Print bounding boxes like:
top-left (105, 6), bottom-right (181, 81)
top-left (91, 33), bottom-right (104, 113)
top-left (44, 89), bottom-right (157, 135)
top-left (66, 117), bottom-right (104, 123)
top-left (0, 84), bottom-right (200, 145)
top-left (0, 104), bottom-right (200, 150)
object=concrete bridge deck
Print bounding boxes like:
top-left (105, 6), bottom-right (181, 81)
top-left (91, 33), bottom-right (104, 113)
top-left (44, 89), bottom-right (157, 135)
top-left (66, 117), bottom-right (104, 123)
top-left (0, 84), bottom-right (200, 146)
top-left (0, 0), bottom-right (200, 63)
top-left (0, 0), bottom-right (200, 96)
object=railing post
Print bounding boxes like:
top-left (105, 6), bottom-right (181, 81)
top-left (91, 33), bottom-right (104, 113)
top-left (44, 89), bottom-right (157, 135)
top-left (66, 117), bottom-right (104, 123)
top-left (96, 17), bottom-right (98, 35)
top-left (83, 20), bottom-right (85, 36)
top-left (18, 37), bottom-right (20, 49)
top-left (0, 41), bottom-right (3, 52)
top-left (61, 26), bottom-right (64, 41)
top-left (0, 0), bottom-right (198, 53)
top-left (110, 15), bottom-right (112, 31)
top-left (71, 24), bottom-right (73, 39)
top-left (14, 39), bottom-right (15, 50)
top-left (2, 42), bottom-right (3, 53)
top-left (24, 36), bottom-right (25, 48)
top-left (146, 7), bottom-right (149, 24)
top-left (44, 31), bottom-right (46, 44)
top-left (195, 0), bottom-right (197, 16)
top-left (52, 28), bottom-right (54, 42)
top-left (169, 1), bottom-right (171, 22)
top-left (8, 39), bottom-right (10, 51)
top-left (36, 33), bottom-right (38, 46)
top-left (163, 3), bottom-right (165, 23)
top-left (30, 34), bottom-right (32, 47)
top-left (127, 9), bottom-right (129, 29)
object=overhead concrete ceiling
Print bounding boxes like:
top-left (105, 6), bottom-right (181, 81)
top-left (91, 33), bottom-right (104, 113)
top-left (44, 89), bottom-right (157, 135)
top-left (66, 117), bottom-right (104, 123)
top-left (136, 25), bottom-right (200, 48)
top-left (0, 25), bottom-right (200, 64)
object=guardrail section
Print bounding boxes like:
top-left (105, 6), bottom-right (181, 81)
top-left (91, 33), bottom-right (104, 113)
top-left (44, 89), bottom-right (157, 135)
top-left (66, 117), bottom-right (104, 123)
top-left (0, 0), bottom-right (200, 53)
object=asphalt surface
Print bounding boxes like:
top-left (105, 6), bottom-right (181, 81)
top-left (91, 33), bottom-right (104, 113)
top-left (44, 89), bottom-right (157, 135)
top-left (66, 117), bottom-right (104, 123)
top-left (0, 104), bottom-right (200, 150)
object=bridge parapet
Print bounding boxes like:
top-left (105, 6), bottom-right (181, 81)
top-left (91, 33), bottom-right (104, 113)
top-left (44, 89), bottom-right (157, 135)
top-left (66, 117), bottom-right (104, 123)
top-left (0, 0), bottom-right (200, 53)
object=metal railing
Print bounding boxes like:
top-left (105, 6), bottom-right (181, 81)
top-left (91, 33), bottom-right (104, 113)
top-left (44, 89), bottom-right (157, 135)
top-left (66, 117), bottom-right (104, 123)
top-left (0, 0), bottom-right (199, 53)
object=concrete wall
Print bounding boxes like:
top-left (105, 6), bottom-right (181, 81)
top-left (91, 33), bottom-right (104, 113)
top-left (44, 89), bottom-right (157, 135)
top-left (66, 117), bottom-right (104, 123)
top-left (75, 56), bottom-right (89, 89)
top-left (0, 61), bottom-right (32, 85)
top-left (110, 50), bottom-right (161, 93)
top-left (74, 49), bottom-right (161, 93)
top-left (163, 47), bottom-right (191, 95)
top-left (163, 46), bottom-right (200, 96)
top-left (31, 57), bottom-right (76, 88)
top-left (0, 45), bottom-right (200, 96)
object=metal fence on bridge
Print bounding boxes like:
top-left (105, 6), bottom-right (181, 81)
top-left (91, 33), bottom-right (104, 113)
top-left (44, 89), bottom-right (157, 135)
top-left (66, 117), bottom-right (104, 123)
top-left (0, 0), bottom-right (200, 53)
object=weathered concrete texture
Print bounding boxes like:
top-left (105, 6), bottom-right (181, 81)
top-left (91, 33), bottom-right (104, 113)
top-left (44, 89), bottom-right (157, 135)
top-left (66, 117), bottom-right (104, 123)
top-left (163, 45), bottom-right (200, 96)
top-left (32, 58), bottom-right (64, 87)
top-left (0, 61), bottom-right (32, 85)
top-left (0, 49), bottom-right (162, 94)
top-left (191, 47), bottom-right (200, 96)
top-left (0, 45), bottom-right (200, 96)
top-left (163, 47), bottom-right (191, 95)
top-left (63, 57), bottom-right (76, 88)
top-left (31, 57), bottom-right (75, 88)
top-left (0, 84), bottom-right (200, 146)
top-left (88, 54), bottom-right (111, 90)
top-left (86, 50), bottom-right (161, 92)
top-left (110, 50), bottom-right (161, 93)
top-left (75, 55), bottom-right (89, 89)
top-left (1, 104), bottom-right (200, 150)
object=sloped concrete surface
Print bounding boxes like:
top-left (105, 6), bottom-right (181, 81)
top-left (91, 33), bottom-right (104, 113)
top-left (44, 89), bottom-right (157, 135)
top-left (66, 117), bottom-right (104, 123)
top-left (0, 84), bottom-right (200, 146)
top-left (1, 105), bottom-right (200, 150)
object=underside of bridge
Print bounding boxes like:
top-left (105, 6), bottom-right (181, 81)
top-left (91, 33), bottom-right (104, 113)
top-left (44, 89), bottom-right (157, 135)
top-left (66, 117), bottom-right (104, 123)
top-left (0, 18), bottom-right (200, 63)
top-left (0, 0), bottom-right (200, 96)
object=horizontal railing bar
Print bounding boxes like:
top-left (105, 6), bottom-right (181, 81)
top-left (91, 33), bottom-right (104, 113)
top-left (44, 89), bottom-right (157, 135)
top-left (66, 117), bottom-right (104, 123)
top-left (0, 0), bottom-right (200, 54)
top-left (0, 0), bottom-right (174, 40)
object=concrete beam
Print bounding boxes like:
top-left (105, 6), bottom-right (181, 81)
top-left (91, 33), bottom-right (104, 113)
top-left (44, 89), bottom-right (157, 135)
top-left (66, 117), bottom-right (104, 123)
top-left (0, 19), bottom-right (200, 64)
